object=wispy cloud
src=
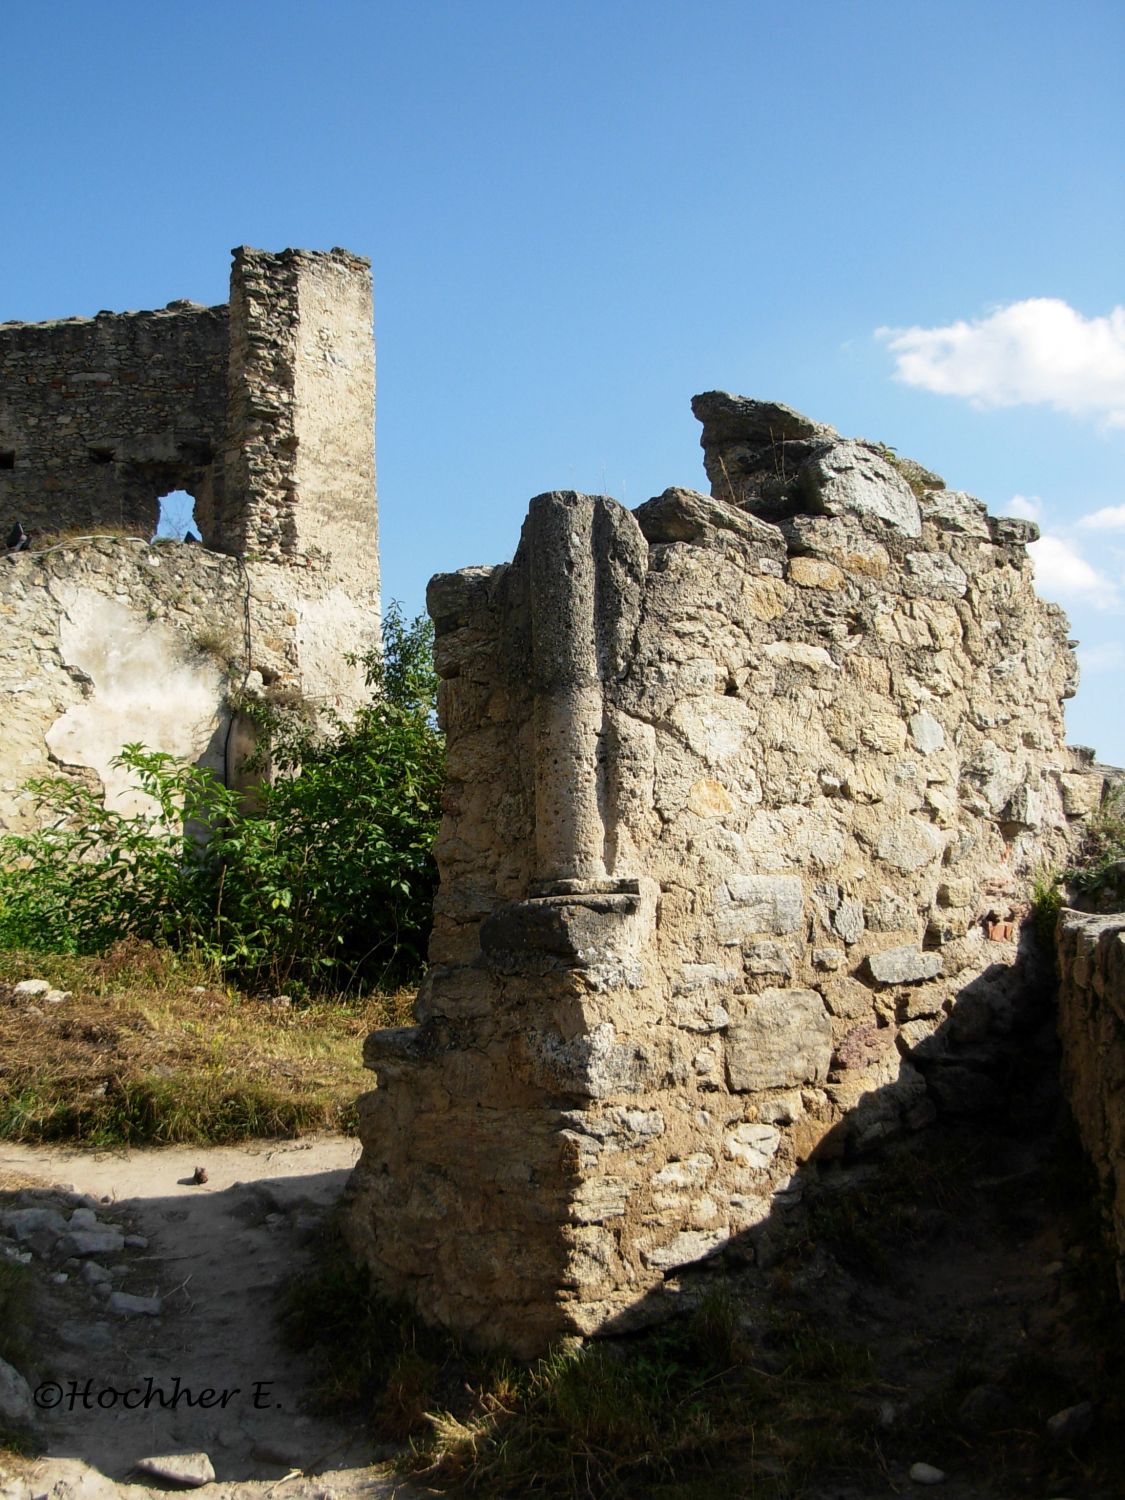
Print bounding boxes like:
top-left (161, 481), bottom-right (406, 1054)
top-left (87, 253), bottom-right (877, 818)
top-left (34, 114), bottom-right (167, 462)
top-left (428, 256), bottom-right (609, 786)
top-left (1077, 503), bottom-right (1125, 531)
top-left (876, 299), bottom-right (1125, 426)
top-left (1007, 493), bottom-right (1042, 521)
top-left (1028, 533), bottom-right (1120, 610)
top-left (1077, 641), bottom-right (1125, 675)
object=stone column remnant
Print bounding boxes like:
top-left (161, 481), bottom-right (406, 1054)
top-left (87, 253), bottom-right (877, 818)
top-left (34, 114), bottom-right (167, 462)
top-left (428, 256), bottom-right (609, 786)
top-left (528, 492), bottom-right (609, 890)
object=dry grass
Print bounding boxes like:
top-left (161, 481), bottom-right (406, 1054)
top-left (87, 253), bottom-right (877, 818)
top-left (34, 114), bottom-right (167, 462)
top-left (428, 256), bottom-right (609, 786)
top-left (0, 943), bottom-right (413, 1146)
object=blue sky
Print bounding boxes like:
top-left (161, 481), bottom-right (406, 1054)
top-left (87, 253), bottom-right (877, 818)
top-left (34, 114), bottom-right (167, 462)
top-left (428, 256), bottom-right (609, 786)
top-left (4, 0), bottom-right (1123, 760)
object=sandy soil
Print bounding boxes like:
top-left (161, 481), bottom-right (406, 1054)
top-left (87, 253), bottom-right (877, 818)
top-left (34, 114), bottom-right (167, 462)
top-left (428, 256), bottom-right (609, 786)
top-left (0, 1135), bottom-right (420, 1499)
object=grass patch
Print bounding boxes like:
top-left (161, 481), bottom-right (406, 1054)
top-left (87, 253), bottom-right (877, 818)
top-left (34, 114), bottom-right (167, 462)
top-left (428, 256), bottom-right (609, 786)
top-left (284, 1233), bottom-right (891, 1498)
top-left (798, 1132), bottom-right (986, 1282)
top-left (0, 943), bottom-right (412, 1146)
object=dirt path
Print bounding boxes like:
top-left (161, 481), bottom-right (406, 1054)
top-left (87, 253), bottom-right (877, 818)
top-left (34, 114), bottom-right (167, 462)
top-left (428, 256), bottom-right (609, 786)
top-left (0, 1135), bottom-right (419, 1499)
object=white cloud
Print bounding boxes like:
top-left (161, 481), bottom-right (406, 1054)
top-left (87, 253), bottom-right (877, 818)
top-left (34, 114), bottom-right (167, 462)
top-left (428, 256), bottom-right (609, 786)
top-left (1007, 493), bottom-right (1042, 521)
top-left (876, 299), bottom-right (1125, 426)
top-left (1028, 533), bottom-right (1120, 609)
top-left (1077, 503), bottom-right (1125, 531)
top-left (1077, 641), bottom-right (1125, 675)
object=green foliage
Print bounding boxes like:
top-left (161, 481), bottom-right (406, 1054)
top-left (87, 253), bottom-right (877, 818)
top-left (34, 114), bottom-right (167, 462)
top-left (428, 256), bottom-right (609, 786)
top-left (1067, 783), bottom-right (1125, 904)
top-left (0, 754), bottom-right (238, 957)
top-left (0, 605), bottom-right (444, 992)
top-left (1031, 868), bottom-right (1064, 949)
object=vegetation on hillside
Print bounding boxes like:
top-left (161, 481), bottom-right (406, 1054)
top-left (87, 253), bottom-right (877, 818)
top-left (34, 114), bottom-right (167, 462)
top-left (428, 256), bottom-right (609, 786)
top-left (1032, 781), bottom-right (1125, 945)
top-left (0, 943), bottom-right (412, 1146)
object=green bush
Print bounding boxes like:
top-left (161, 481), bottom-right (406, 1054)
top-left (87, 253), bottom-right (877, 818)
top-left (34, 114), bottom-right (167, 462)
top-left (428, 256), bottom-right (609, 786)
top-left (1067, 783), bottom-right (1125, 904)
top-left (0, 605), bottom-right (444, 992)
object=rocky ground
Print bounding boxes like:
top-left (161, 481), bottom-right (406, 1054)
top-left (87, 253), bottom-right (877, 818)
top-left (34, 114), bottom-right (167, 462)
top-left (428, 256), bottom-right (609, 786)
top-left (0, 1136), bottom-right (420, 1500)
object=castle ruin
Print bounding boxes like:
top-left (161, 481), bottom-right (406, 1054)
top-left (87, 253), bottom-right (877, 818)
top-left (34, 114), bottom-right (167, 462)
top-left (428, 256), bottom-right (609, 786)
top-left (0, 248), bottom-right (377, 821)
top-left (346, 394), bottom-right (1108, 1354)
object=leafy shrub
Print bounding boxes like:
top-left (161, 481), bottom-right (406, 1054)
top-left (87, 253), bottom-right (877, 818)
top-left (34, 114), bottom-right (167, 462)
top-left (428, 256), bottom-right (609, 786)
top-left (1067, 783), bottom-right (1125, 905)
top-left (0, 605), bottom-right (443, 992)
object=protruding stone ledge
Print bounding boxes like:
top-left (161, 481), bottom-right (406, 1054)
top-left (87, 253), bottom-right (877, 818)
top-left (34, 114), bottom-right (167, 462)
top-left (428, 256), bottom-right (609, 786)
top-left (480, 878), bottom-right (657, 976)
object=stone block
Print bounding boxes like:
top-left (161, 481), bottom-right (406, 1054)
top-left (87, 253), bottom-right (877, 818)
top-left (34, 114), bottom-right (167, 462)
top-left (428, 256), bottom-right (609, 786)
top-left (909, 710), bottom-right (945, 754)
top-left (727, 989), bottom-right (833, 1091)
top-left (867, 946), bottom-right (943, 985)
top-left (716, 875), bottom-right (804, 942)
top-left (788, 555), bottom-right (845, 590)
top-left (799, 439), bottom-right (922, 537)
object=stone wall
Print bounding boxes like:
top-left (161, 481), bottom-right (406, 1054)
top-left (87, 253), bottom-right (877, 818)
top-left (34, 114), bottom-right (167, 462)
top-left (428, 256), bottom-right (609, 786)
top-left (0, 247), bottom-right (377, 826)
top-left (0, 302), bottom-right (229, 541)
top-left (347, 395), bottom-right (1105, 1356)
top-left (1056, 909), bottom-right (1125, 1297)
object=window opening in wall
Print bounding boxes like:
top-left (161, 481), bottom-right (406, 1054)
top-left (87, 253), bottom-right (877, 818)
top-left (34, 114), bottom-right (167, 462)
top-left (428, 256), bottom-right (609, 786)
top-left (153, 490), bottom-right (200, 544)
top-left (0, 451), bottom-right (14, 470)
top-left (88, 445), bottom-right (116, 464)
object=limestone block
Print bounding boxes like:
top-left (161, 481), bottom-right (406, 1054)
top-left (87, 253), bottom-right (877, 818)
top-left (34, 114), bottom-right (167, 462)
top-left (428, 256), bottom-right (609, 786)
top-left (861, 712), bottom-right (908, 755)
top-left (1001, 782), bottom-right (1044, 829)
top-left (799, 439), bottom-right (922, 537)
top-left (1058, 771), bottom-right (1103, 818)
top-left (934, 887), bottom-right (972, 922)
top-left (640, 1227), bottom-right (730, 1271)
top-left (633, 487), bottom-right (783, 548)
top-left (785, 515), bottom-right (890, 577)
top-left (651, 1154), bottom-right (716, 1189)
top-left (744, 941), bottom-right (793, 976)
top-left (762, 640), bottom-right (836, 671)
top-left (567, 1106), bottom-right (666, 1145)
top-left (866, 947), bottom-right (943, 985)
top-left (569, 1178), bottom-right (630, 1224)
top-left (833, 898), bottom-right (865, 945)
top-left (687, 777), bottom-right (734, 816)
top-left (670, 993), bottom-right (731, 1032)
top-left (669, 696), bottom-right (757, 765)
top-left (842, 762), bottom-right (887, 803)
top-left (788, 556), bottom-right (845, 590)
top-left (723, 1122), bottom-right (782, 1167)
top-left (909, 710), bottom-right (946, 754)
top-left (740, 575), bottom-right (792, 621)
top-left (716, 876), bottom-right (804, 942)
top-left (990, 515), bottom-right (1039, 545)
top-left (726, 989), bottom-right (833, 1091)
top-left (875, 817), bottom-right (944, 872)
top-left (904, 552), bottom-right (969, 599)
top-left (919, 489), bottom-right (991, 537)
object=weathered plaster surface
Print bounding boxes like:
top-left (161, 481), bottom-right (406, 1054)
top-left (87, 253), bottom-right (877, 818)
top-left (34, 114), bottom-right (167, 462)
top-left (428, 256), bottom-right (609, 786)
top-left (48, 586), bottom-right (226, 815)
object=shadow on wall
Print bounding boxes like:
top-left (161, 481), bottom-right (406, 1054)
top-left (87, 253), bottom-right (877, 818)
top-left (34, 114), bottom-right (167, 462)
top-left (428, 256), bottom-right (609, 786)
top-left (594, 923), bottom-right (1062, 1340)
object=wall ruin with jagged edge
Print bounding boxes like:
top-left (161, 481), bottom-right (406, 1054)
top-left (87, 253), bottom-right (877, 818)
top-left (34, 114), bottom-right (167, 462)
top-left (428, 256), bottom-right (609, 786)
top-left (346, 393), bottom-right (1109, 1356)
top-left (0, 247), bottom-right (378, 826)
top-left (1057, 909), bottom-right (1125, 1297)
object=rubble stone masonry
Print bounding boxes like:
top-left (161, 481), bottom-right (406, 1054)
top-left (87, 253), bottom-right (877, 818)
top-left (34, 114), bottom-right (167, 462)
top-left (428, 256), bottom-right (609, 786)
top-left (1057, 908), bottom-right (1125, 1296)
top-left (347, 395), bottom-right (1107, 1354)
